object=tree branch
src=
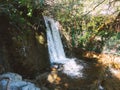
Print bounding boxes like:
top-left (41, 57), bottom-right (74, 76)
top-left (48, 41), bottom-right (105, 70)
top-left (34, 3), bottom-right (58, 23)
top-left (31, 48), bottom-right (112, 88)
top-left (84, 0), bottom-right (106, 16)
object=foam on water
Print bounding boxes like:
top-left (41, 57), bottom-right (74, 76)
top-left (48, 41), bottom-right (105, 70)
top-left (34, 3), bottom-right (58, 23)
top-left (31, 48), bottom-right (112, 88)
top-left (63, 59), bottom-right (83, 77)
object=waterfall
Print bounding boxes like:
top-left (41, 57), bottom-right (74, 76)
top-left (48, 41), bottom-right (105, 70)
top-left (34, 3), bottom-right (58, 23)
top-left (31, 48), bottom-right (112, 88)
top-left (44, 16), bottom-right (67, 64)
top-left (44, 16), bottom-right (83, 78)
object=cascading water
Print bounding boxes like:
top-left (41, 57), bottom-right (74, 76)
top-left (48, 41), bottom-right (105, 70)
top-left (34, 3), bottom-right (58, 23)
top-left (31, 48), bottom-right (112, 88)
top-left (44, 16), bottom-right (83, 78)
top-left (44, 16), bottom-right (66, 63)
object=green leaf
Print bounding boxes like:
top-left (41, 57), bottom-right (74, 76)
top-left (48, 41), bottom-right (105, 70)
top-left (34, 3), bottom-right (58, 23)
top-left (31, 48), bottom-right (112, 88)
top-left (117, 32), bottom-right (120, 39)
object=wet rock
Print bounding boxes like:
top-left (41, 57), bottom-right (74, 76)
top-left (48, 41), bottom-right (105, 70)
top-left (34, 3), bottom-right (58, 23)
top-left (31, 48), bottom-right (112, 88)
top-left (36, 68), bottom-right (61, 86)
top-left (0, 72), bottom-right (22, 81)
top-left (0, 72), bottom-right (40, 90)
top-left (36, 72), bottom-right (49, 86)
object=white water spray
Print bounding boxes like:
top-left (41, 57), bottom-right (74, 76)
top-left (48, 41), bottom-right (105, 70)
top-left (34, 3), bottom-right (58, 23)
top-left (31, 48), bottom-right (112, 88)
top-left (44, 16), bottom-right (83, 78)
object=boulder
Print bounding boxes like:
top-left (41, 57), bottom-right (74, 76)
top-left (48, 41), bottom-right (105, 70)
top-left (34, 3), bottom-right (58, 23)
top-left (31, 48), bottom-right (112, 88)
top-left (0, 72), bottom-right (40, 90)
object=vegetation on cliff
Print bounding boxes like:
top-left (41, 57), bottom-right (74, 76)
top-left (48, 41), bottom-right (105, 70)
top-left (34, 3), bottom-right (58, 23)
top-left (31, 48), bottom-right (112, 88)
top-left (44, 0), bottom-right (120, 54)
top-left (0, 0), bottom-right (49, 78)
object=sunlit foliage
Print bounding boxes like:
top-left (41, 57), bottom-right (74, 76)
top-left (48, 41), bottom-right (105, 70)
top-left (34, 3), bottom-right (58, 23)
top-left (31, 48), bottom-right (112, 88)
top-left (0, 0), bottom-right (119, 53)
top-left (44, 0), bottom-right (120, 53)
top-left (0, 0), bottom-right (45, 38)
top-left (0, 0), bottom-right (46, 53)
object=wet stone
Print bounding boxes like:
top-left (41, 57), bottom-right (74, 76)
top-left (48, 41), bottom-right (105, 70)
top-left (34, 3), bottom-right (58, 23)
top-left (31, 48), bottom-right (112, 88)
top-left (0, 72), bottom-right (40, 90)
top-left (0, 72), bottom-right (22, 81)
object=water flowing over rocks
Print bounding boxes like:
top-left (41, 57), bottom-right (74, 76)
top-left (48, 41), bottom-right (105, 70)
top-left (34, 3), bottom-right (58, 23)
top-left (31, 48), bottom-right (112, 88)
top-left (44, 16), bottom-right (84, 78)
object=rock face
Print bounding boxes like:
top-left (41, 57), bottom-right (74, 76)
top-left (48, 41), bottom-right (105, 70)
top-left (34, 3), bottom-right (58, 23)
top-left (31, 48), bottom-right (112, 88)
top-left (0, 13), bottom-right (50, 78)
top-left (0, 72), bottom-right (40, 90)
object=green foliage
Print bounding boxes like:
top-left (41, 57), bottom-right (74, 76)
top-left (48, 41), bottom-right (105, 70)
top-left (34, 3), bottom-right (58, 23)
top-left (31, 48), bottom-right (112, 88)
top-left (48, 0), bottom-right (118, 53)
top-left (0, 0), bottom-right (45, 24)
top-left (117, 32), bottom-right (120, 39)
top-left (103, 32), bottom-right (120, 55)
top-left (1, 0), bottom-right (118, 53)
top-left (0, 0), bottom-right (45, 43)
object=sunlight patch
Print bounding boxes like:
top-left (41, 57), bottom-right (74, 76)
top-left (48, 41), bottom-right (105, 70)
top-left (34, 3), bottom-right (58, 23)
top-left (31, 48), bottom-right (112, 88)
top-left (109, 68), bottom-right (120, 79)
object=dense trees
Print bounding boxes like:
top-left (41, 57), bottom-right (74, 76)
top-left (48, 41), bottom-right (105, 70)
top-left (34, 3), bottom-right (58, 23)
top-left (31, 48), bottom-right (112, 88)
top-left (44, 0), bottom-right (120, 53)
top-left (0, 0), bottom-right (120, 53)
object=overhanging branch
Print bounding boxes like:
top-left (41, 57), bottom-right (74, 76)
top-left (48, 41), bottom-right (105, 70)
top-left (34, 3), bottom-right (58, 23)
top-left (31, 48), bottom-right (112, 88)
top-left (84, 0), bottom-right (106, 16)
